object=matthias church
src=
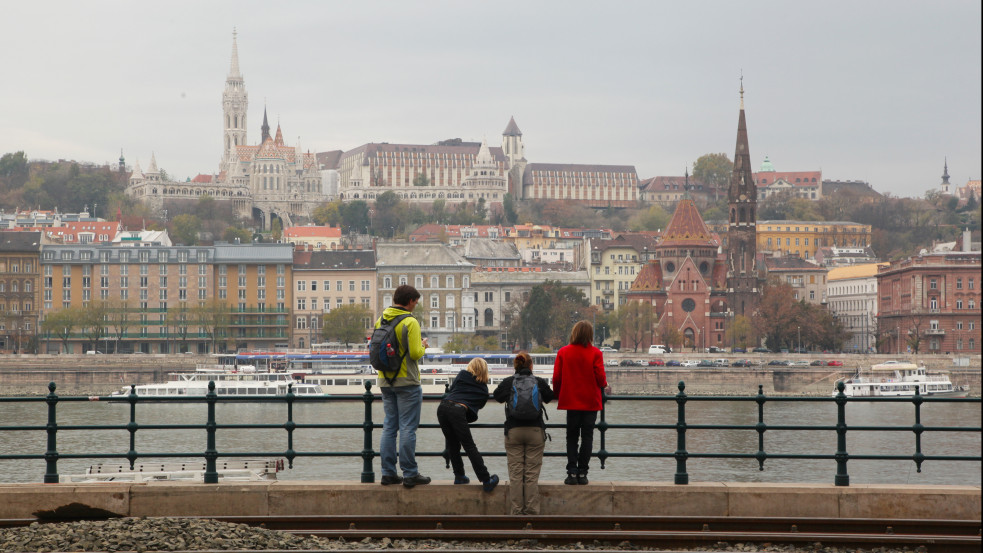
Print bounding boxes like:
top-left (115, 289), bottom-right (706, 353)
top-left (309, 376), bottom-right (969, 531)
top-left (126, 31), bottom-right (326, 229)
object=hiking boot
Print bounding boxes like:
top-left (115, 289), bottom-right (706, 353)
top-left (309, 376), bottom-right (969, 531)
top-left (564, 474), bottom-right (578, 485)
top-left (577, 473), bottom-right (589, 485)
top-left (380, 474), bottom-right (403, 486)
top-left (482, 474), bottom-right (499, 492)
top-left (453, 474), bottom-right (470, 485)
top-left (402, 474), bottom-right (432, 488)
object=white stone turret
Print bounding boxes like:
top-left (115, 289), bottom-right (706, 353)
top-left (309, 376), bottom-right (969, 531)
top-left (222, 28), bottom-right (248, 173)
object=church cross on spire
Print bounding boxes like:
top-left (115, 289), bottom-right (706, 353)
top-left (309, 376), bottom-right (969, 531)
top-left (739, 71), bottom-right (744, 110)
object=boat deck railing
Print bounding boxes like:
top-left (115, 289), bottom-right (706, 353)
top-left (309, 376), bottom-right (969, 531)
top-left (0, 381), bottom-right (978, 486)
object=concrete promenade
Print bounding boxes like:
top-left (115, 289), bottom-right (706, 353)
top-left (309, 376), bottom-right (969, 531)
top-left (1, 481), bottom-right (979, 520)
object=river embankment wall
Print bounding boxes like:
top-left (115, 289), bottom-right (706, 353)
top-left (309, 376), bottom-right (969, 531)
top-left (0, 353), bottom-right (979, 396)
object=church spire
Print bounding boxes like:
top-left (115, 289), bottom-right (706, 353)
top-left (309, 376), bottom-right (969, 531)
top-left (942, 157), bottom-right (950, 185)
top-left (261, 106), bottom-right (271, 142)
top-left (229, 28), bottom-right (241, 78)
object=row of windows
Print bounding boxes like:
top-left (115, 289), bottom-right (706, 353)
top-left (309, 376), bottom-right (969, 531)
top-left (296, 297), bottom-right (371, 310)
top-left (44, 250), bottom-right (211, 263)
top-left (381, 275), bottom-right (468, 289)
top-left (297, 280), bottom-right (371, 292)
top-left (929, 277), bottom-right (976, 290)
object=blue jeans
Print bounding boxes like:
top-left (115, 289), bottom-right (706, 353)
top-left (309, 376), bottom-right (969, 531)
top-left (380, 385), bottom-right (423, 478)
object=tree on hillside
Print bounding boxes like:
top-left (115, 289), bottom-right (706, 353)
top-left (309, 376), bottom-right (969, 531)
top-left (170, 214), bottom-right (201, 245)
top-left (321, 304), bottom-right (373, 347)
top-left (223, 226), bottom-right (253, 244)
top-left (627, 204), bottom-right (671, 232)
top-left (312, 201), bottom-right (342, 226)
top-left (412, 173), bottom-right (430, 187)
top-left (693, 153), bottom-right (733, 201)
top-left (0, 151), bottom-right (28, 190)
top-left (502, 194), bottom-right (519, 225)
top-left (372, 191), bottom-right (402, 236)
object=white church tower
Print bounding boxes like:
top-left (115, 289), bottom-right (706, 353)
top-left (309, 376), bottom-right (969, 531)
top-left (502, 116), bottom-right (527, 199)
top-left (222, 29), bottom-right (248, 175)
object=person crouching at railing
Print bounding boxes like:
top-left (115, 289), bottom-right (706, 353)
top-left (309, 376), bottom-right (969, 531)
top-left (437, 357), bottom-right (499, 492)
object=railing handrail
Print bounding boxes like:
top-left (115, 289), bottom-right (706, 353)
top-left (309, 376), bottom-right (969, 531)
top-left (0, 381), bottom-right (978, 485)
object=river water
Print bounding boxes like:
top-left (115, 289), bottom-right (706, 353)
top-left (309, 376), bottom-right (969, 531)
top-left (0, 398), bottom-right (979, 485)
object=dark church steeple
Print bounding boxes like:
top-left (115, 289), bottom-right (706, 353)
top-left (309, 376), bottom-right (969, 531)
top-left (726, 78), bottom-right (762, 319)
top-left (261, 106), bottom-right (271, 143)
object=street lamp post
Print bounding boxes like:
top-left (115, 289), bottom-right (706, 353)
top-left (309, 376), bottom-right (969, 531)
top-left (797, 325), bottom-right (801, 354)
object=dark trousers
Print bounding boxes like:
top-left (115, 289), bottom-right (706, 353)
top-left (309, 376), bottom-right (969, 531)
top-left (437, 400), bottom-right (490, 482)
top-left (565, 410), bottom-right (598, 475)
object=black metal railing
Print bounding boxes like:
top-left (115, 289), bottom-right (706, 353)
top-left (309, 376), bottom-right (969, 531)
top-left (0, 381), bottom-right (978, 486)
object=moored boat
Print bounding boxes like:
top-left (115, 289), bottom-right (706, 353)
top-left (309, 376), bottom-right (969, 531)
top-left (110, 365), bottom-right (324, 398)
top-left (832, 362), bottom-right (969, 398)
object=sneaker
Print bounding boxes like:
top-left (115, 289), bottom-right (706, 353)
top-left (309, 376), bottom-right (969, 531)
top-left (482, 474), bottom-right (499, 492)
top-left (380, 474), bottom-right (403, 486)
top-left (402, 474), bottom-right (432, 488)
top-left (564, 474), bottom-right (578, 485)
top-left (453, 474), bottom-right (470, 485)
top-left (577, 473), bottom-right (589, 485)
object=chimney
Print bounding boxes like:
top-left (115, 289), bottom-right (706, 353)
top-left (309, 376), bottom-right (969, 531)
top-left (964, 229), bottom-right (972, 252)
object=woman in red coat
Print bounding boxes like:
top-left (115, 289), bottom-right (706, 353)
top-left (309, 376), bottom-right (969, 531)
top-left (551, 320), bottom-right (607, 485)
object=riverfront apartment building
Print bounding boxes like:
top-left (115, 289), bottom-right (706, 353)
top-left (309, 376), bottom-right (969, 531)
top-left (291, 250), bottom-right (376, 350)
top-left (876, 239), bottom-right (981, 355)
top-left (589, 233), bottom-right (659, 312)
top-left (827, 263), bottom-right (888, 353)
top-left (0, 232), bottom-right (42, 353)
top-left (375, 243), bottom-right (475, 347)
top-left (39, 243), bottom-right (294, 354)
top-left (762, 256), bottom-right (828, 305)
top-left (756, 220), bottom-right (871, 260)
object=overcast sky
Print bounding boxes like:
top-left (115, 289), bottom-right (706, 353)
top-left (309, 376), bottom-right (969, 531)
top-left (2, 1), bottom-right (980, 199)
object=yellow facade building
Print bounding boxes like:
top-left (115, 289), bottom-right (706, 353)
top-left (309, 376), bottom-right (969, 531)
top-left (757, 220), bottom-right (871, 260)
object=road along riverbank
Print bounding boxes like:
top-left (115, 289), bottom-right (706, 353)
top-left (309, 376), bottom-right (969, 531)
top-left (0, 354), bottom-right (978, 396)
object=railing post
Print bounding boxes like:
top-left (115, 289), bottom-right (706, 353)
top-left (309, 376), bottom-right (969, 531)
top-left (43, 382), bottom-right (59, 484)
top-left (911, 388), bottom-right (925, 473)
top-left (754, 384), bottom-right (767, 471)
top-left (597, 385), bottom-right (608, 469)
top-left (284, 383), bottom-right (296, 469)
top-left (673, 381), bottom-right (688, 485)
top-left (360, 381), bottom-right (376, 483)
top-left (833, 380), bottom-right (850, 486)
top-left (203, 380), bottom-right (218, 484)
top-left (126, 384), bottom-right (139, 469)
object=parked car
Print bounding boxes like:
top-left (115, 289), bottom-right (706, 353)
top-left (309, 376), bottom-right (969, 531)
top-left (605, 359), bottom-right (619, 366)
top-left (697, 359), bottom-right (715, 367)
top-left (619, 359), bottom-right (640, 367)
top-left (730, 347), bottom-right (746, 353)
top-left (767, 360), bottom-right (790, 366)
top-left (827, 360), bottom-right (844, 367)
top-left (789, 360), bottom-right (810, 367)
top-left (706, 346), bottom-right (724, 354)
top-left (599, 346), bottom-right (617, 353)
top-left (648, 359), bottom-right (665, 366)
top-left (665, 360), bottom-right (682, 367)
top-left (680, 360), bottom-right (699, 367)
top-left (752, 347), bottom-right (771, 353)
top-left (810, 360), bottom-right (825, 366)
top-left (731, 359), bottom-right (752, 367)
top-left (647, 344), bottom-right (668, 354)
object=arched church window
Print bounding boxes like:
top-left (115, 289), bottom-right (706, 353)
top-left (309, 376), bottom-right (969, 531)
top-left (484, 308), bottom-right (494, 327)
top-left (699, 261), bottom-right (709, 274)
top-left (730, 208), bottom-right (736, 223)
top-left (665, 262), bottom-right (676, 273)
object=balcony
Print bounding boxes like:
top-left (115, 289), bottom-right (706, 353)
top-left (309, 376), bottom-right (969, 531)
top-left (925, 328), bottom-right (945, 336)
top-left (602, 289), bottom-right (614, 296)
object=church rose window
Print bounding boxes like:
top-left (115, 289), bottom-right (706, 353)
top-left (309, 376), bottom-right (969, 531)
top-left (665, 262), bottom-right (676, 273)
top-left (681, 298), bottom-right (696, 312)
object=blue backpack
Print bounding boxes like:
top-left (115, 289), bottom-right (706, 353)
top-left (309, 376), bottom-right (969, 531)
top-left (368, 314), bottom-right (410, 385)
top-left (506, 374), bottom-right (544, 421)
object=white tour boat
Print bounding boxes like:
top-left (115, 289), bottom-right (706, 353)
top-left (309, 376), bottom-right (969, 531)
top-left (111, 365), bottom-right (324, 398)
top-left (833, 362), bottom-right (969, 398)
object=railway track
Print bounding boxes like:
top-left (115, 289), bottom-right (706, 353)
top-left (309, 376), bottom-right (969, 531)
top-left (2, 515), bottom-right (979, 552)
top-left (189, 515), bottom-right (983, 552)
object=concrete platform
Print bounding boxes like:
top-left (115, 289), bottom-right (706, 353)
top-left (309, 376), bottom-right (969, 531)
top-left (0, 480), bottom-right (978, 520)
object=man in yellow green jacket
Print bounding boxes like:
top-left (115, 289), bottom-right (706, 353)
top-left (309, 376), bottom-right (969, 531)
top-left (375, 285), bottom-right (431, 488)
